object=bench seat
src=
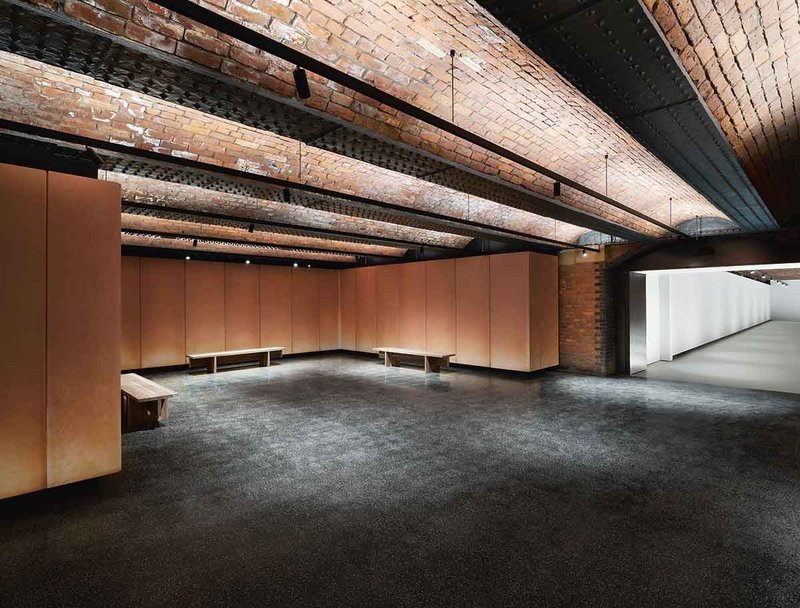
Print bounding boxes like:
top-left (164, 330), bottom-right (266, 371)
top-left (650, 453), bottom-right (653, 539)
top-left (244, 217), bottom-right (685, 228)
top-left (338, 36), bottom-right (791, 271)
top-left (373, 347), bottom-right (455, 373)
top-left (121, 373), bottom-right (176, 431)
top-left (187, 346), bottom-right (285, 374)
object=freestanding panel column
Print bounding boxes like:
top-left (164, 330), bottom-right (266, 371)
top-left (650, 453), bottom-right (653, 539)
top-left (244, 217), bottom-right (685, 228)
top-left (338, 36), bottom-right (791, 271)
top-left (319, 270), bottom-right (340, 351)
top-left (455, 257), bottom-right (491, 366)
top-left (425, 259), bottom-right (456, 355)
top-left (141, 259), bottom-right (186, 368)
top-left (121, 256), bottom-right (141, 371)
top-left (0, 164), bottom-right (47, 499)
top-left (185, 261), bottom-right (225, 355)
top-left (260, 266), bottom-right (292, 353)
top-left (291, 268), bottom-right (320, 353)
top-left (46, 173), bottom-right (121, 488)
top-left (376, 265), bottom-right (400, 347)
top-left (355, 267), bottom-right (377, 353)
top-left (398, 262), bottom-right (426, 350)
top-left (490, 252), bottom-right (531, 371)
top-left (224, 263), bottom-right (260, 350)
top-left (339, 270), bottom-right (357, 350)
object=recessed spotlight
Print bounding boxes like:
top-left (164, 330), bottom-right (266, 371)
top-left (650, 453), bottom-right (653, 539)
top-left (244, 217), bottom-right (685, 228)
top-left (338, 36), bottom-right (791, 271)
top-left (293, 262), bottom-right (298, 268)
top-left (185, 256), bottom-right (190, 260)
top-left (245, 260), bottom-right (251, 265)
top-left (307, 264), bottom-right (311, 268)
top-left (749, 270), bottom-right (756, 274)
top-left (581, 248), bottom-right (588, 257)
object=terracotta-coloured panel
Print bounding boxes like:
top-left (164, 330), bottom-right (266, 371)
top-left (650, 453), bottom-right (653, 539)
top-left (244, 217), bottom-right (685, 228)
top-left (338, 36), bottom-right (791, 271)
top-left (355, 267), bottom-right (377, 353)
top-left (339, 269), bottom-right (357, 350)
top-left (224, 263), bottom-right (260, 350)
top-left (0, 164), bottom-right (47, 499)
top-left (425, 259), bottom-right (456, 356)
top-left (455, 256), bottom-right (491, 367)
top-left (121, 256), bottom-right (141, 370)
top-left (398, 262), bottom-right (426, 350)
top-left (47, 173), bottom-right (121, 488)
top-left (319, 270), bottom-right (340, 350)
top-left (186, 261), bottom-right (225, 355)
top-left (291, 268), bottom-right (320, 353)
top-left (260, 266), bottom-right (292, 353)
top-left (375, 265), bottom-right (400, 347)
top-left (141, 258), bottom-right (186, 368)
top-left (490, 252), bottom-right (531, 371)
top-left (530, 252), bottom-right (560, 370)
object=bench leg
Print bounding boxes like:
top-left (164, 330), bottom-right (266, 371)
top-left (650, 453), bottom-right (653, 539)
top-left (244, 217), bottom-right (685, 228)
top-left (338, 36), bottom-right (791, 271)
top-left (206, 357), bottom-right (217, 374)
top-left (385, 352), bottom-right (394, 367)
top-left (425, 356), bottom-right (442, 373)
top-left (259, 352), bottom-right (268, 367)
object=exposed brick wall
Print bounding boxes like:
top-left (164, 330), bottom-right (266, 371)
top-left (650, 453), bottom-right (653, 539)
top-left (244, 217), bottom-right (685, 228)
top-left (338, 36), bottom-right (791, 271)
top-left (644, 0), bottom-right (800, 223)
top-left (0, 51), bottom-right (587, 244)
top-left (22, 0), bottom-right (727, 232)
top-left (559, 260), bottom-right (616, 376)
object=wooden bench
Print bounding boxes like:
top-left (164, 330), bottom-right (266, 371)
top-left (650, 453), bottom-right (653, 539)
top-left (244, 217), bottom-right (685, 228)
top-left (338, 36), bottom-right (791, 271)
top-left (121, 373), bottom-right (176, 432)
top-left (373, 347), bottom-right (455, 373)
top-left (187, 346), bottom-right (285, 374)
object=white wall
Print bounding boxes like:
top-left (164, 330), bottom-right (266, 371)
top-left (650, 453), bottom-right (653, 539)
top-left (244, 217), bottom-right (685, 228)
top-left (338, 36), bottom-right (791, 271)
top-left (645, 271), bottom-right (770, 362)
top-left (771, 280), bottom-right (800, 321)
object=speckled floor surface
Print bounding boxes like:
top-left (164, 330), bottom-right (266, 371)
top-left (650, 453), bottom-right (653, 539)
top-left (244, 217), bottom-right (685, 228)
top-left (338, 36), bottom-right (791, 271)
top-left (2, 353), bottom-right (800, 607)
top-left (641, 321), bottom-right (800, 394)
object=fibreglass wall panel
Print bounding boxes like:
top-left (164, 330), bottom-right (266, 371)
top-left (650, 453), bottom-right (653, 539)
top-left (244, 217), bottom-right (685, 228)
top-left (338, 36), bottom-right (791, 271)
top-left (46, 173), bottom-right (121, 488)
top-left (291, 268), bottom-right (320, 353)
top-left (355, 267), bottom-right (377, 352)
top-left (490, 253), bottom-right (531, 371)
top-left (141, 258), bottom-right (186, 368)
top-left (455, 256), bottom-right (491, 367)
top-left (224, 264), bottom-right (260, 351)
top-left (0, 164), bottom-right (47, 499)
top-left (339, 269), bottom-right (357, 350)
top-left (398, 262), bottom-right (426, 350)
top-left (375, 265), bottom-right (400, 347)
top-left (121, 256), bottom-right (141, 370)
top-left (425, 259), bottom-right (456, 355)
top-left (319, 270), bottom-right (340, 350)
top-left (530, 253), bottom-right (559, 370)
top-left (259, 266), bottom-right (292, 353)
top-left (185, 261), bottom-right (225, 355)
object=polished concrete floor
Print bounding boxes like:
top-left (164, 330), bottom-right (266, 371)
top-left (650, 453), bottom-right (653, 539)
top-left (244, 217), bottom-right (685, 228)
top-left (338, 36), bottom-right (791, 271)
top-left (642, 320), bottom-right (800, 394)
top-left (2, 354), bottom-right (800, 607)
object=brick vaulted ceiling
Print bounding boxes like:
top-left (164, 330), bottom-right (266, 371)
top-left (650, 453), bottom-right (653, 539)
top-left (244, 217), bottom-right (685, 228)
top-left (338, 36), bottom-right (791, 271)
top-left (644, 0), bottom-right (800, 226)
top-left (0, 0), bottom-right (777, 264)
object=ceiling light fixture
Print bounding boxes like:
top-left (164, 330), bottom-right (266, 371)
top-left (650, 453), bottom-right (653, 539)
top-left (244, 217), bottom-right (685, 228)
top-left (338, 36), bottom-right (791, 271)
top-left (283, 188), bottom-right (291, 203)
top-left (192, 239), bottom-right (198, 247)
top-left (293, 66), bottom-right (311, 99)
top-left (293, 262), bottom-right (298, 268)
top-left (248, 223), bottom-right (255, 233)
top-left (185, 256), bottom-right (190, 260)
top-left (245, 260), bottom-right (251, 264)
top-left (553, 181), bottom-right (561, 198)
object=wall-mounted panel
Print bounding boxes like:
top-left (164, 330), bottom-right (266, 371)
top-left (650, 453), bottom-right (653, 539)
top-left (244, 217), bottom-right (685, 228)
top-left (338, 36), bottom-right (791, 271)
top-left (121, 257), bottom-right (141, 370)
top-left (339, 269), bottom-right (357, 350)
top-left (224, 264), bottom-right (260, 351)
top-left (376, 265), bottom-right (400, 347)
top-left (47, 173), bottom-right (121, 488)
top-left (455, 257), bottom-right (491, 367)
top-left (398, 262), bottom-right (426, 350)
top-left (355, 267), bottom-right (377, 352)
top-left (186, 261), bottom-right (225, 355)
top-left (490, 253), bottom-right (530, 371)
top-left (425, 259), bottom-right (456, 355)
top-left (0, 164), bottom-right (47, 499)
top-left (319, 270), bottom-right (340, 351)
top-left (141, 258), bottom-right (186, 368)
top-left (530, 253), bottom-right (559, 370)
top-left (291, 268), bottom-right (320, 353)
top-left (260, 266), bottom-right (292, 353)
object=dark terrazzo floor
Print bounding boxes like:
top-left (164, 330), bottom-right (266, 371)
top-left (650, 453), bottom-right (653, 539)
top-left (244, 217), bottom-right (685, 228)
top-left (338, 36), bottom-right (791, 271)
top-left (2, 353), bottom-right (800, 607)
